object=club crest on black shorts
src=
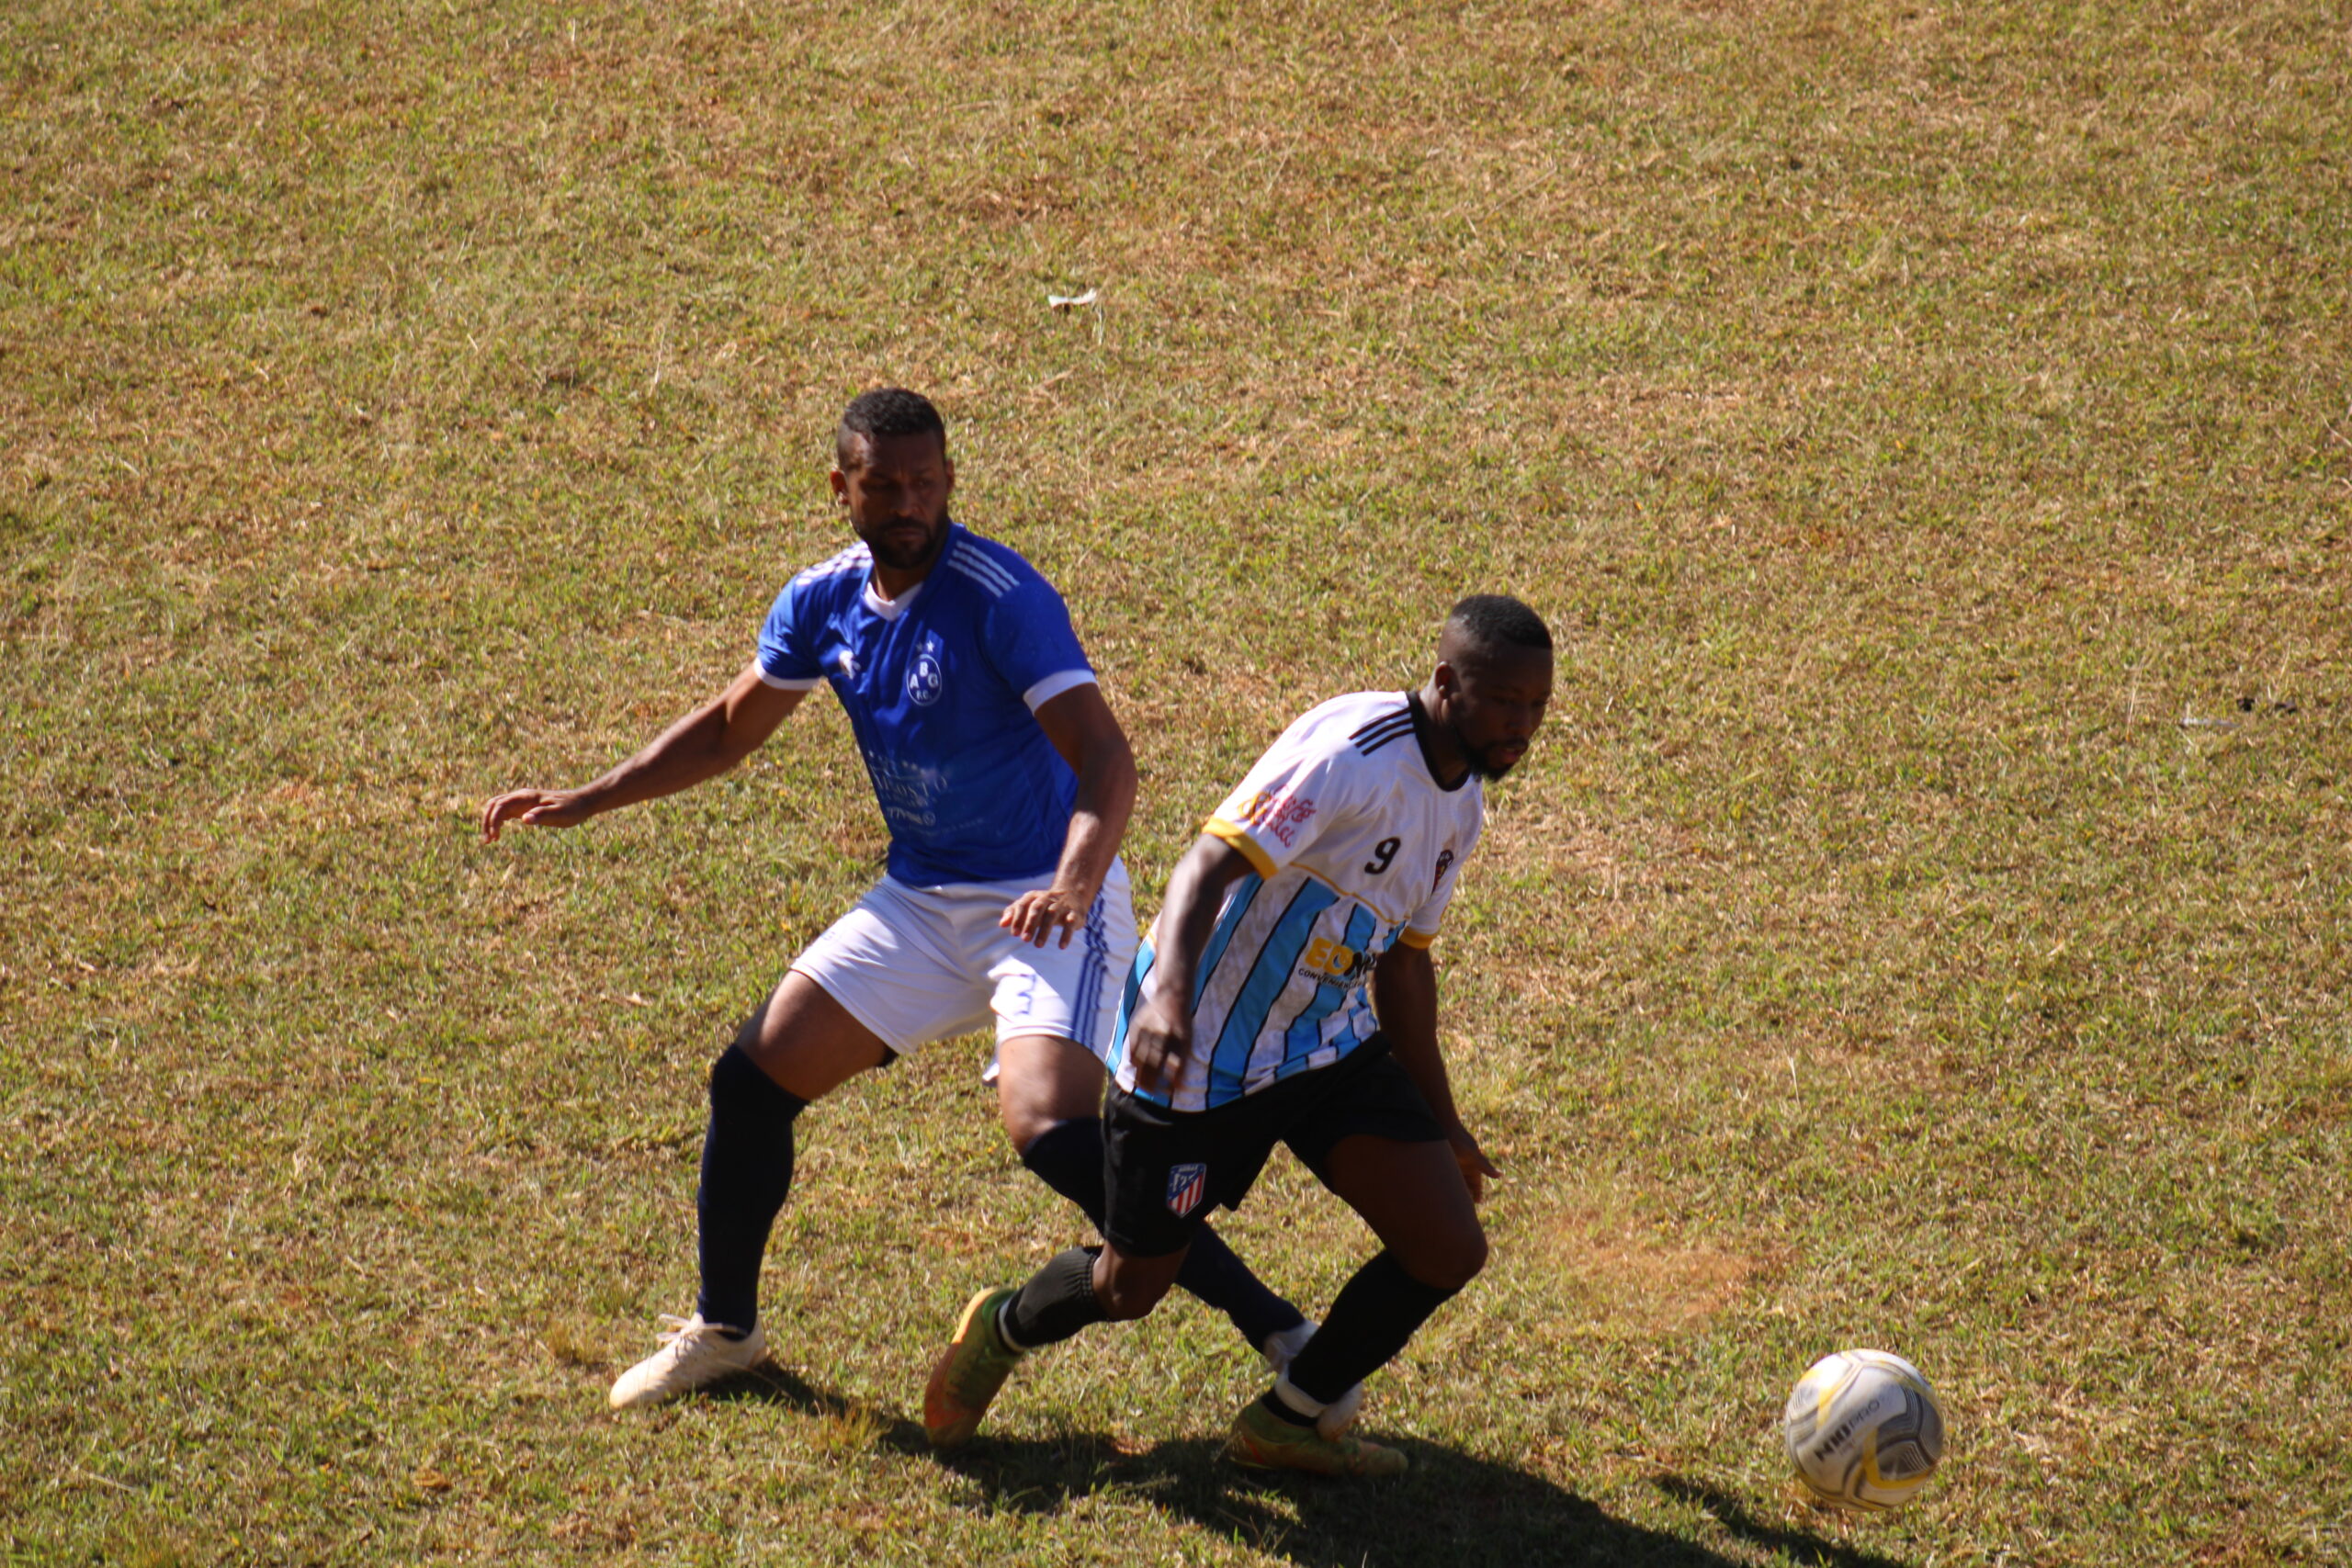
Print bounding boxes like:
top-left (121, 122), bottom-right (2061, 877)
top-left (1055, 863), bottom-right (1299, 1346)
top-left (1165, 1162), bottom-right (1208, 1217)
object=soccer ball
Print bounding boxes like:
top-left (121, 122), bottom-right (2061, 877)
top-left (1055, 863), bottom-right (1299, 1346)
top-left (1781, 1348), bottom-right (1944, 1511)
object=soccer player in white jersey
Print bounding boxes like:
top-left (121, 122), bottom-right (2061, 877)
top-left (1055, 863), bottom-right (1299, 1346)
top-left (923, 595), bottom-right (1553, 1476)
top-left (484, 389), bottom-right (1307, 1407)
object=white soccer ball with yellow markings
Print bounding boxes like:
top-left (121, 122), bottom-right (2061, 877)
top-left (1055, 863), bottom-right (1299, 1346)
top-left (1781, 1348), bottom-right (1945, 1511)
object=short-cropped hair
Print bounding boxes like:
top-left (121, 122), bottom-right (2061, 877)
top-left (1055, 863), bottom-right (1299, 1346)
top-left (1447, 594), bottom-right (1552, 656)
top-left (837, 388), bottom-right (947, 467)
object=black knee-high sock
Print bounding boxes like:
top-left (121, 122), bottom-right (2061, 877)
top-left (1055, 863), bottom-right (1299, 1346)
top-left (1022, 1118), bottom-right (1305, 1347)
top-left (694, 1043), bottom-right (808, 1334)
top-left (1282, 1250), bottom-right (1461, 1406)
top-left (998, 1246), bottom-right (1106, 1350)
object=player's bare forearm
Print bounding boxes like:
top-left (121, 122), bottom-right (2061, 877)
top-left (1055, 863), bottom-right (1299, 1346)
top-left (1374, 942), bottom-right (1498, 1197)
top-left (1006, 682), bottom-right (1139, 945)
top-left (1035, 682), bottom-right (1136, 905)
top-left (1002, 800), bottom-right (1130, 949)
top-left (1120, 834), bottom-right (1259, 1091)
top-left (1050, 750), bottom-right (1135, 908)
top-left (482, 661), bottom-right (802, 840)
top-left (1373, 942), bottom-right (1455, 1121)
top-left (1148, 834), bottom-right (1259, 1002)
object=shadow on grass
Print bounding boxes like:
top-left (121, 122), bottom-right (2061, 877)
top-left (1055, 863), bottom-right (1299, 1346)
top-left (707, 1366), bottom-right (1907, 1567)
top-left (929, 1435), bottom-right (1894, 1567)
top-left (705, 1362), bottom-right (927, 1436)
top-left (1653, 1477), bottom-right (1914, 1568)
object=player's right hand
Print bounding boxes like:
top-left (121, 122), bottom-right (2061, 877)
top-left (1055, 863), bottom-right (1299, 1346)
top-left (1444, 1121), bottom-right (1501, 1204)
top-left (481, 788), bottom-right (591, 841)
top-left (1122, 992), bottom-right (1193, 1097)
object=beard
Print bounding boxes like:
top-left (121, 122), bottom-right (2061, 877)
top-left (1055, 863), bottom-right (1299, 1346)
top-left (1455, 725), bottom-right (1525, 781)
top-left (865, 516), bottom-right (948, 573)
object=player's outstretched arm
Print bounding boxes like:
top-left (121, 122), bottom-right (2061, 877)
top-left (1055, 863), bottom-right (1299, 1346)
top-left (1000, 682), bottom-right (1139, 948)
top-left (1373, 942), bottom-right (1501, 1202)
top-left (481, 660), bottom-right (805, 841)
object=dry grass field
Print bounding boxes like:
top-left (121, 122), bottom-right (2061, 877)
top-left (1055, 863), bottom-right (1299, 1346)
top-left (5, 0), bottom-right (2346, 1562)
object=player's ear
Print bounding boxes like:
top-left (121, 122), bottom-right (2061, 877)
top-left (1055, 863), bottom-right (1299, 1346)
top-left (942, 454), bottom-right (956, 496)
top-left (830, 467), bottom-right (850, 505)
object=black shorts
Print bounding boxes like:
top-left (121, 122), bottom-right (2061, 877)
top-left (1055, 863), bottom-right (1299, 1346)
top-left (1101, 1034), bottom-right (1448, 1258)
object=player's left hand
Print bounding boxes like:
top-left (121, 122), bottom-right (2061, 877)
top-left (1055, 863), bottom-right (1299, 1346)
top-left (1446, 1122), bottom-right (1501, 1204)
top-left (999, 886), bottom-right (1094, 949)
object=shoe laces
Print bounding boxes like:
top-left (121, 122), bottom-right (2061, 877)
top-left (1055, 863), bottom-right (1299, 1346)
top-left (652, 1314), bottom-right (741, 1365)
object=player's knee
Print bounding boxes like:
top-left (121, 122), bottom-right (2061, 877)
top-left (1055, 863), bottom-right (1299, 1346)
top-left (1001, 1103), bottom-right (1057, 1156)
top-left (997, 1039), bottom-right (1107, 1152)
top-left (1410, 1221), bottom-right (1488, 1292)
top-left (1453, 1225), bottom-right (1491, 1288)
top-left (1092, 1260), bottom-right (1175, 1321)
top-left (711, 1041), bottom-right (808, 1121)
top-left (1092, 1276), bottom-right (1167, 1321)
top-left (725, 1007), bottom-right (774, 1069)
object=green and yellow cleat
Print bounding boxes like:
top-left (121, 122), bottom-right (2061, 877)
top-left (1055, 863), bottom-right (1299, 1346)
top-left (1227, 1397), bottom-right (1408, 1478)
top-left (923, 1286), bottom-right (1023, 1449)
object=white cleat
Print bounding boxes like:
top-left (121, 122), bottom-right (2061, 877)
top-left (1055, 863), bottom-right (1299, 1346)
top-left (1260, 1322), bottom-right (1365, 1439)
top-left (608, 1313), bottom-right (769, 1409)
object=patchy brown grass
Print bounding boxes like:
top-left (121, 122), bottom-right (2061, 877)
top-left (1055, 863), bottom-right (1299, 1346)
top-left (1532, 1196), bottom-right (1770, 1337)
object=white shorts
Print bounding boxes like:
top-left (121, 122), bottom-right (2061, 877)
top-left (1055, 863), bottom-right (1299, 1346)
top-left (788, 863), bottom-right (1138, 1064)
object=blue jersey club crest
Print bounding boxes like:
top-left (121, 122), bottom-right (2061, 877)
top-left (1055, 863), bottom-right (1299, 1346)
top-left (907, 641), bottom-right (945, 705)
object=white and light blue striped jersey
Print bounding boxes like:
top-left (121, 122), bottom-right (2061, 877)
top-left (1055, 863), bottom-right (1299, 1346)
top-left (1111, 690), bottom-right (1485, 1111)
top-left (754, 524), bottom-right (1096, 886)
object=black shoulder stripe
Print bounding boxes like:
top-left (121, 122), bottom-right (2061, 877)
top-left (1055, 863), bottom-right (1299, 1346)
top-left (1347, 705), bottom-right (1412, 742)
top-left (1349, 709), bottom-right (1415, 755)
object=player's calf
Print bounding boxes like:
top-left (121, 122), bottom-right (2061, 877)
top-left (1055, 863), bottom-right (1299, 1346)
top-left (1019, 1115), bottom-right (1305, 1346)
top-left (1283, 1250), bottom-right (1464, 1416)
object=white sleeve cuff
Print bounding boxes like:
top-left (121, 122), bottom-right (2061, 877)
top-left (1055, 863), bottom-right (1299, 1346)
top-left (756, 668), bottom-right (824, 691)
top-left (1022, 669), bottom-right (1097, 712)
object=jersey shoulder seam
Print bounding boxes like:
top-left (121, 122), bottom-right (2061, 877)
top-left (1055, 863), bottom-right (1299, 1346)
top-left (791, 543), bottom-right (873, 588)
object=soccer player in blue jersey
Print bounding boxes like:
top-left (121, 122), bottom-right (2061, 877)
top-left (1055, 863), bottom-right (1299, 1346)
top-left (923, 595), bottom-right (1553, 1476)
top-left (483, 389), bottom-right (1307, 1407)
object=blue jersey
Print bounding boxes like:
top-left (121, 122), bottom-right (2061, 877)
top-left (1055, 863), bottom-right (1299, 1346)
top-left (754, 524), bottom-right (1097, 886)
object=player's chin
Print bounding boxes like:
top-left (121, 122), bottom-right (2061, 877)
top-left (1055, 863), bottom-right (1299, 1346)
top-left (870, 525), bottom-right (944, 570)
top-left (1476, 746), bottom-right (1527, 778)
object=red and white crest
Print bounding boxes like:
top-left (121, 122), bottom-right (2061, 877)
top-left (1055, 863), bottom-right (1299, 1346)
top-left (1165, 1162), bottom-right (1209, 1218)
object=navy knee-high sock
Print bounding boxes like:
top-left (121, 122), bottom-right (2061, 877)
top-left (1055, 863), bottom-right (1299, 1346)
top-left (1021, 1117), bottom-right (1305, 1347)
top-left (694, 1043), bottom-right (808, 1334)
top-left (998, 1246), bottom-right (1107, 1349)
top-left (1281, 1249), bottom-right (1461, 1407)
